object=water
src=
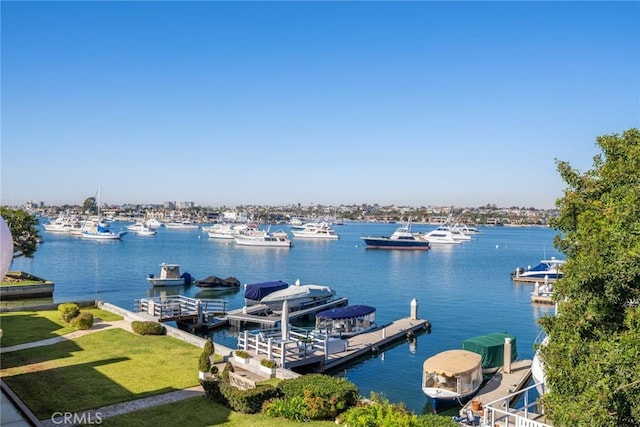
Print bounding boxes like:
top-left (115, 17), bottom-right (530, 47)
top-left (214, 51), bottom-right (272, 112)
top-left (10, 222), bottom-right (559, 414)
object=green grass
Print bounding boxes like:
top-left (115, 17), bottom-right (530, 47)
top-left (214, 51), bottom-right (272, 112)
top-left (0, 328), bottom-right (201, 419)
top-left (0, 308), bottom-right (123, 347)
top-left (100, 396), bottom-right (337, 427)
top-left (0, 280), bottom-right (44, 286)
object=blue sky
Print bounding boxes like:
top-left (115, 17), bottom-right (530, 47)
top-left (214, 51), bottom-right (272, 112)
top-left (2, 1), bottom-right (638, 209)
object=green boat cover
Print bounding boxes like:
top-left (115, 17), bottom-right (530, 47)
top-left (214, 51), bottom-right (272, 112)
top-left (461, 333), bottom-right (517, 370)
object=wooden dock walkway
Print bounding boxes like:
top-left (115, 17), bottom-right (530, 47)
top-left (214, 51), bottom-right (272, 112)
top-left (238, 317), bottom-right (430, 372)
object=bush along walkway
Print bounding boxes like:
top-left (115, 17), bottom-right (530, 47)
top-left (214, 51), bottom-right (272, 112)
top-left (2, 317), bottom-right (205, 426)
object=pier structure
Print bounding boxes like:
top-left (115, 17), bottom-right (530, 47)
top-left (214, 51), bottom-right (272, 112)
top-left (236, 298), bottom-right (430, 372)
top-left (133, 295), bottom-right (227, 328)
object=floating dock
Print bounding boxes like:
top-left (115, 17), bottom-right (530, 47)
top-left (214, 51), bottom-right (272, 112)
top-left (133, 295), bottom-right (228, 328)
top-left (237, 316), bottom-right (430, 372)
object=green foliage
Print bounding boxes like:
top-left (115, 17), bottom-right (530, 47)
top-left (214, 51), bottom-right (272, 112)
top-left (341, 393), bottom-right (457, 427)
top-left (203, 337), bottom-right (214, 355)
top-left (221, 383), bottom-right (280, 414)
top-left (277, 374), bottom-right (359, 419)
top-left (261, 359), bottom-right (277, 368)
top-left (198, 351), bottom-right (211, 372)
top-left (130, 321), bottom-right (166, 336)
top-left (234, 350), bottom-right (250, 359)
top-left (200, 378), bottom-right (228, 406)
top-left (58, 303), bottom-right (80, 323)
top-left (541, 128), bottom-right (640, 426)
top-left (221, 361), bottom-right (234, 382)
top-left (69, 312), bottom-right (94, 330)
top-left (0, 208), bottom-right (40, 258)
top-left (264, 395), bottom-right (308, 421)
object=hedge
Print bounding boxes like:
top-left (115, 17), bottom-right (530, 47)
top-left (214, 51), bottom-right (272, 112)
top-left (131, 321), bottom-right (166, 335)
top-left (70, 312), bottom-right (94, 330)
top-left (58, 303), bottom-right (80, 323)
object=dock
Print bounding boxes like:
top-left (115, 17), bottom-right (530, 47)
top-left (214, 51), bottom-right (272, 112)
top-left (225, 297), bottom-right (349, 328)
top-left (133, 295), bottom-right (228, 328)
top-left (458, 359), bottom-right (551, 426)
top-left (237, 316), bottom-right (431, 372)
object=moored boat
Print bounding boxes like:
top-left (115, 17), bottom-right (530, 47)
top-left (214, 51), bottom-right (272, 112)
top-left (195, 275), bottom-right (241, 291)
top-left (290, 222), bottom-right (339, 240)
top-left (315, 305), bottom-right (377, 338)
top-left (233, 230), bottom-right (292, 247)
top-left (260, 282), bottom-right (336, 313)
top-left (511, 257), bottom-right (565, 282)
top-left (146, 263), bottom-right (193, 286)
top-left (361, 224), bottom-right (431, 250)
top-left (244, 280), bottom-right (289, 306)
top-left (461, 332), bottom-right (517, 374)
top-left (422, 349), bottom-right (483, 413)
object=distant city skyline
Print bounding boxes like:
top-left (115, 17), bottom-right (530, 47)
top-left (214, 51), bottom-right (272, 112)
top-left (2, 2), bottom-right (638, 210)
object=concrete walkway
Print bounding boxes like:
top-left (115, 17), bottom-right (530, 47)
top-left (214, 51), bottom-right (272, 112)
top-left (1, 317), bottom-right (204, 426)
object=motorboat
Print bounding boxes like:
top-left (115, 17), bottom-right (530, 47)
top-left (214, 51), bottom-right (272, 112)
top-left (420, 229), bottom-right (462, 245)
top-left (145, 218), bottom-right (163, 229)
top-left (315, 305), bottom-right (377, 338)
top-left (206, 223), bottom-right (253, 240)
top-left (260, 282), bottom-right (336, 313)
top-left (195, 275), bottom-right (241, 291)
top-left (461, 332), bottom-right (518, 374)
top-left (146, 263), bottom-right (193, 286)
top-left (511, 257), bottom-right (566, 282)
top-left (290, 222), bottom-right (339, 240)
top-left (127, 222), bottom-right (157, 236)
top-left (165, 220), bottom-right (199, 229)
top-left (422, 349), bottom-right (483, 413)
top-left (233, 230), bottom-right (292, 247)
top-left (532, 335), bottom-right (549, 395)
top-left (42, 216), bottom-right (85, 234)
top-left (361, 224), bottom-right (431, 250)
top-left (243, 280), bottom-right (289, 306)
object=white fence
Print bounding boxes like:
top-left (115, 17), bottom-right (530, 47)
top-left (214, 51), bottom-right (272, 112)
top-left (482, 383), bottom-right (551, 427)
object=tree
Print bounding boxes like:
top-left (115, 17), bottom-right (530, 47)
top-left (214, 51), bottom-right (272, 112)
top-left (538, 128), bottom-right (640, 426)
top-left (83, 197), bottom-right (96, 215)
top-left (0, 208), bottom-right (41, 258)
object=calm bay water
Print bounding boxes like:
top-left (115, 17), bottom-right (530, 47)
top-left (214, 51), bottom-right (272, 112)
top-left (10, 222), bottom-right (559, 414)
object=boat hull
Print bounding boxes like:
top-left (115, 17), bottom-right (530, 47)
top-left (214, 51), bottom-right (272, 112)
top-left (422, 387), bottom-right (479, 413)
top-left (361, 238), bottom-right (430, 250)
top-left (146, 278), bottom-right (186, 287)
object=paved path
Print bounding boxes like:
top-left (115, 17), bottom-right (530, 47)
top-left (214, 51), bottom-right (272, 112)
top-left (1, 317), bottom-right (204, 426)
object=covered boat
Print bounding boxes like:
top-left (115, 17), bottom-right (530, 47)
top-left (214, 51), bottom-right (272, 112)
top-left (462, 332), bottom-right (517, 374)
top-left (260, 283), bottom-right (336, 313)
top-left (146, 263), bottom-right (193, 287)
top-left (244, 280), bottom-right (289, 306)
top-left (422, 349), bottom-right (483, 413)
top-left (195, 275), bottom-right (241, 290)
top-left (315, 305), bottom-right (377, 338)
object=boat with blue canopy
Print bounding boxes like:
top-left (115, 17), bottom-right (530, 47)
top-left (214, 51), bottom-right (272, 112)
top-left (243, 280), bottom-right (289, 306)
top-left (315, 304), bottom-right (377, 338)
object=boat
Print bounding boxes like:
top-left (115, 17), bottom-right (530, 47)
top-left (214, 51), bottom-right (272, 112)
top-left (531, 334), bottom-right (549, 395)
top-left (511, 257), bottom-right (565, 282)
top-left (194, 275), bottom-right (241, 290)
top-left (127, 222), bottom-right (157, 236)
top-left (165, 220), bottom-right (199, 229)
top-left (146, 263), bottom-right (193, 286)
top-left (206, 223), bottom-right (253, 240)
top-left (461, 332), bottom-right (518, 374)
top-left (233, 229), bottom-right (292, 247)
top-left (422, 349), bottom-right (483, 413)
top-left (42, 215), bottom-right (85, 234)
top-left (260, 281), bottom-right (336, 313)
top-left (290, 222), bottom-right (339, 240)
top-left (145, 218), bottom-right (163, 229)
top-left (420, 228), bottom-right (462, 245)
top-left (361, 224), bottom-right (431, 250)
top-left (80, 188), bottom-right (127, 240)
top-left (314, 305), bottom-right (377, 338)
top-left (244, 280), bottom-right (289, 306)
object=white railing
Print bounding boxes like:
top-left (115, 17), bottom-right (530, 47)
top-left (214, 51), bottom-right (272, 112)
top-left (134, 296), bottom-right (227, 321)
top-left (237, 327), bottom-right (326, 368)
top-left (482, 383), bottom-right (551, 427)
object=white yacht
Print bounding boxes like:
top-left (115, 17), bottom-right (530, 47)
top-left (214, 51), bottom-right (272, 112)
top-left (260, 282), bottom-right (336, 313)
top-left (290, 222), bottom-right (339, 240)
top-left (233, 230), bottom-right (292, 247)
top-left (420, 229), bottom-right (462, 245)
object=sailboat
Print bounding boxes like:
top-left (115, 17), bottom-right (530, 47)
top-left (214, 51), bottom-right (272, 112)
top-left (81, 188), bottom-right (127, 241)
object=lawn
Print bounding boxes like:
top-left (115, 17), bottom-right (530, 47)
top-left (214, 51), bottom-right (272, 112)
top-left (100, 396), bottom-right (337, 427)
top-left (0, 307), bottom-right (123, 347)
top-left (0, 328), bottom-right (201, 419)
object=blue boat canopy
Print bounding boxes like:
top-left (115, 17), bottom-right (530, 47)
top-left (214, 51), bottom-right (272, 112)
top-left (244, 280), bottom-right (288, 300)
top-left (316, 305), bottom-right (376, 320)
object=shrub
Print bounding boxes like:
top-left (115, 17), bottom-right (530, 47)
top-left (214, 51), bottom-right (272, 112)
top-left (131, 321), bottom-right (166, 335)
top-left (204, 337), bottom-right (215, 355)
top-left (70, 312), bottom-right (94, 330)
top-left (199, 351), bottom-right (211, 372)
top-left (278, 373), bottom-right (359, 419)
top-left (261, 359), bottom-right (277, 368)
top-left (221, 362), bottom-right (234, 382)
top-left (264, 395), bottom-right (308, 421)
top-left (58, 303), bottom-right (80, 323)
top-left (210, 365), bottom-right (219, 375)
top-left (234, 350), bottom-right (250, 359)
top-left (220, 382), bottom-right (280, 414)
top-left (201, 378), bottom-right (228, 406)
